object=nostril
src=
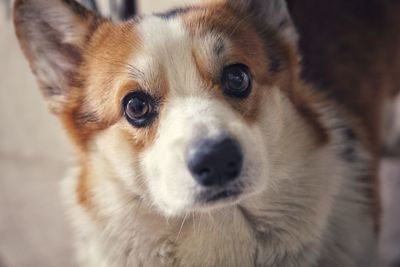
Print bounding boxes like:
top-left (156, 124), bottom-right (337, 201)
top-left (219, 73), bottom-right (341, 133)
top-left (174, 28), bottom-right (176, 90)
top-left (187, 136), bottom-right (243, 187)
top-left (199, 168), bottom-right (211, 176)
top-left (224, 161), bottom-right (241, 177)
top-left (227, 161), bottom-right (237, 169)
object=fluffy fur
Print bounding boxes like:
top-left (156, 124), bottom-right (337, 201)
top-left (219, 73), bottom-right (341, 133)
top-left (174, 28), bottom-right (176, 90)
top-left (13, 0), bottom-right (398, 266)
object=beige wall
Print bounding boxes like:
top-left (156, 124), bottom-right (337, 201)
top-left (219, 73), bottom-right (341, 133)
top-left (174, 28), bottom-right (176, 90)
top-left (93, 0), bottom-right (200, 18)
top-left (139, 0), bottom-right (199, 13)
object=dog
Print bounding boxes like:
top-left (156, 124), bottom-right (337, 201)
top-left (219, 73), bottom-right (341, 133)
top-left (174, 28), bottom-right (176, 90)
top-left (13, 0), bottom-right (400, 266)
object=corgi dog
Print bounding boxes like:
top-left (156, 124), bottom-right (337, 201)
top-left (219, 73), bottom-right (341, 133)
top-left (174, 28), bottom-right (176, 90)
top-left (13, 0), bottom-right (399, 266)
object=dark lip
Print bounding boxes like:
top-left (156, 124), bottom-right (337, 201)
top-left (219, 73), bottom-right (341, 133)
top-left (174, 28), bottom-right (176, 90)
top-left (202, 189), bottom-right (242, 203)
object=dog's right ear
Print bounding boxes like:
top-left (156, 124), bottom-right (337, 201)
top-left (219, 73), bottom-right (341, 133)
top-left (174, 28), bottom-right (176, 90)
top-left (226, 0), bottom-right (297, 44)
top-left (13, 0), bottom-right (104, 113)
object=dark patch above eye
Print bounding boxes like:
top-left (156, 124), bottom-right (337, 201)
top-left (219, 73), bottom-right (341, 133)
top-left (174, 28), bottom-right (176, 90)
top-left (214, 37), bottom-right (225, 56)
top-left (344, 127), bottom-right (356, 141)
top-left (154, 7), bottom-right (192, 20)
top-left (340, 127), bottom-right (358, 161)
top-left (268, 50), bottom-right (284, 72)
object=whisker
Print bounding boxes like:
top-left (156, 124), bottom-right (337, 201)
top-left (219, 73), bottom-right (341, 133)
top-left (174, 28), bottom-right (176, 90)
top-left (175, 212), bottom-right (189, 242)
top-left (198, 212), bottom-right (203, 236)
top-left (206, 211), bottom-right (229, 240)
top-left (192, 213), bottom-right (196, 237)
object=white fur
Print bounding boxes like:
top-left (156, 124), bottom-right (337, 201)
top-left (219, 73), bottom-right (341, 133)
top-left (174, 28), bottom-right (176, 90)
top-left (60, 13), bottom-right (376, 267)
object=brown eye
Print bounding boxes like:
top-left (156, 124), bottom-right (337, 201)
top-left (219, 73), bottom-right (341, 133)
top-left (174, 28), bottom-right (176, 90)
top-left (122, 91), bottom-right (157, 127)
top-left (221, 64), bottom-right (252, 98)
top-left (127, 96), bottom-right (149, 118)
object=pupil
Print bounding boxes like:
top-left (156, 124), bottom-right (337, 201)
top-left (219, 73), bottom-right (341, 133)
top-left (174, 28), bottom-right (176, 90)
top-left (221, 64), bottom-right (251, 98)
top-left (122, 91), bottom-right (157, 127)
top-left (129, 97), bottom-right (147, 116)
top-left (228, 71), bottom-right (245, 89)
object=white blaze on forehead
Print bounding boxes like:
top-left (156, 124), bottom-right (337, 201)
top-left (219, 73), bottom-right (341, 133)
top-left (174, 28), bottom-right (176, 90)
top-left (192, 32), bottom-right (231, 77)
top-left (132, 16), bottom-right (200, 96)
top-left (131, 15), bottom-right (228, 97)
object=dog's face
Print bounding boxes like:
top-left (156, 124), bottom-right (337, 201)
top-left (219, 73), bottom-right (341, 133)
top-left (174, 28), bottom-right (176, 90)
top-left (14, 0), bottom-right (324, 217)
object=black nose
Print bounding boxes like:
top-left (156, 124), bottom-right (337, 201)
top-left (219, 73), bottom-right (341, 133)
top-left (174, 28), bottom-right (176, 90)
top-left (187, 136), bottom-right (243, 187)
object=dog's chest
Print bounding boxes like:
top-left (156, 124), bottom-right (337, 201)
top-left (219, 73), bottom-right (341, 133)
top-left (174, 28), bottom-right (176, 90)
top-left (88, 210), bottom-right (259, 267)
top-left (76, 203), bottom-right (321, 267)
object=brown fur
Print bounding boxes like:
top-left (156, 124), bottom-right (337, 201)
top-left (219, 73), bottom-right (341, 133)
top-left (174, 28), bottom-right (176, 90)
top-left (64, 21), bottom-right (164, 208)
top-left (69, 22), bottom-right (142, 146)
top-left (184, 3), bottom-right (329, 143)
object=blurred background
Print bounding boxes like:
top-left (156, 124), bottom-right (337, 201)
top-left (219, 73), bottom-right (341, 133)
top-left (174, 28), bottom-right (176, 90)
top-left (0, 0), bottom-right (399, 267)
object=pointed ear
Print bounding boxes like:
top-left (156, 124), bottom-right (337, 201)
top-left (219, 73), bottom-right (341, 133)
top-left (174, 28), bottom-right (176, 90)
top-left (13, 0), bottom-right (104, 113)
top-left (227, 0), bottom-right (297, 44)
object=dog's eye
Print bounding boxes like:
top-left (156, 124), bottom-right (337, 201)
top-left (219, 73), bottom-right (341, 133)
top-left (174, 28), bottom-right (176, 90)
top-left (122, 91), bottom-right (156, 127)
top-left (221, 64), bottom-right (251, 98)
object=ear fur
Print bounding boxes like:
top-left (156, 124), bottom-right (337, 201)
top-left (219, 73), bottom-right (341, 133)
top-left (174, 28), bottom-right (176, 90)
top-left (227, 0), bottom-right (297, 44)
top-left (13, 0), bottom-right (104, 113)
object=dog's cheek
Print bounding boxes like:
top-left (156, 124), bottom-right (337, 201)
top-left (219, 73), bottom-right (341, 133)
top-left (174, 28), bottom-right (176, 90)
top-left (236, 124), bottom-right (269, 192)
top-left (92, 125), bottom-right (147, 196)
top-left (233, 88), bottom-right (290, 193)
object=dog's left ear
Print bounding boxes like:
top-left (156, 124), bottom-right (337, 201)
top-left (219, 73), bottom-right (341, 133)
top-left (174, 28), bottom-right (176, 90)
top-left (227, 0), bottom-right (297, 44)
top-left (13, 0), bottom-right (104, 113)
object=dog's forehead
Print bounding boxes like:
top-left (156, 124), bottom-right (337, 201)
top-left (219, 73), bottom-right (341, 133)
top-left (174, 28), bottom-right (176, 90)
top-left (130, 13), bottom-right (227, 96)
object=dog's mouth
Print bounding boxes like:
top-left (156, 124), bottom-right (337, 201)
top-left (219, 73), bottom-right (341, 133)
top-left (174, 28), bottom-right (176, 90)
top-left (206, 189), bottom-right (242, 202)
top-left (197, 188), bottom-right (242, 206)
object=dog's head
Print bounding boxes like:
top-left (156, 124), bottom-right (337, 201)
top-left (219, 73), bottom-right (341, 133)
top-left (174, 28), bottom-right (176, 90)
top-left (14, 0), bottom-right (326, 217)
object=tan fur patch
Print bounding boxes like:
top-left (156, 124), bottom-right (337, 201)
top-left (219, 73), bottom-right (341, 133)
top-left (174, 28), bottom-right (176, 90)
top-left (183, 3), bottom-right (329, 143)
top-left (76, 164), bottom-right (93, 211)
top-left (60, 21), bottom-right (141, 148)
top-left (183, 5), bottom-right (271, 123)
top-left (58, 21), bottom-right (147, 208)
